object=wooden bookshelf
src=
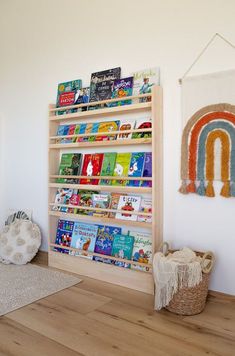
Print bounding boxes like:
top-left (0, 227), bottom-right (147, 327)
top-left (48, 86), bottom-right (163, 295)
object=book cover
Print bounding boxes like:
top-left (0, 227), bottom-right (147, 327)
top-left (96, 120), bottom-right (120, 141)
top-left (92, 194), bottom-right (110, 217)
top-left (53, 188), bottom-right (73, 213)
top-left (111, 234), bottom-right (134, 268)
top-left (110, 76), bottom-right (133, 107)
top-left (137, 198), bottom-right (152, 223)
top-left (56, 80), bottom-right (82, 115)
top-left (109, 193), bottom-right (126, 218)
top-left (132, 117), bottom-right (152, 139)
top-left (69, 222), bottom-right (98, 259)
top-left (74, 87), bottom-right (90, 111)
top-left (89, 67), bottom-right (121, 108)
top-left (67, 189), bottom-right (80, 214)
top-left (76, 123), bottom-right (87, 142)
top-left (56, 125), bottom-right (70, 143)
top-left (115, 195), bottom-right (142, 221)
top-left (112, 153), bottom-right (131, 186)
top-left (80, 153), bottom-right (104, 185)
top-left (129, 231), bottom-right (152, 271)
top-left (141, 152), bottom-right (152, 187)
top-left (82, 122), bottom-right (100, 142)
top-left (73, 124), bottom-right (81, 142)
top-left (60, 124), bottom-right (76, 143)
top-left (94, 225), bottom-right (122, 256)
top-left (127, 152), bottom-right (145, 187)
top-left (77, 190), bottom-right (97, 216)
top-left (100, 152), bottom-right (117, 185)
top-left (132, 67), bottom-right (160, 102)
top-left (117, 119), bottom-right (135, 140)
top-left (57, 153), bottom-right (82, 183)
top-left (54, 219), bottom-right (74, 254)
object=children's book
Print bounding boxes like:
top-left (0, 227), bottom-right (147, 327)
top-left (76, 123), bottom-right (87, 142)
top-left (117, 119), bottom-right (135, 140)
top-left (131, 67), bottom-right (160, 102)
top-left (129, 231), bottom-right (152, 272)
top-left (110, 76), bottom-right (133, 107)
top-left (93, 225), bottom-right (122, 264)
top-left (89, 68), bottom-right (121, 109)
top-left (96, 120), bottom-right (120, 141)
top-left (53, 188), bottom-right (73, 213)
top-left (77, 190), bottom-right (97, 216)
top-left (111, 234), bottom-right (134, 268)
top-left (127, 152), bottom-right (145, 187)
top-left (141, 152), bottom-right (152, 187)
top-left (109, 193), bottom-right (126, 218)
top-left (74, 87), bottom-right (90, 111)
top-left (92, 194), bottom-right (110, 217)
top-left (69, 222), bottom-right (98, 259)
top-left (137, 198), bottom-right (152, 223)
top-left (100, 152), bottom-right (117, 185)
top-left (80, 153), bottom-right (104, 185)
top-left (67, 189), bottom-right (80, 214)
top-left (56, 80), bottom-right (82, 115)
top-left (112, 153), bottom-right (131, 186)
top-left (115, 195), bottom-right (142, 222)
top-left (57, 153), bottom-right (82, 183)
top-left (56, 125), bottom-right (70, 143)
top-left (132, 117), bottom-right (152, 139)
top-left (54, 219), bottom-right (74, 253)
top-left (81, 122), bottom-right (100, 142)
top-left (73, 124), bottom-right (81, 142)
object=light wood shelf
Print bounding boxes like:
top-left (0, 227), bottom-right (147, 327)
top-left (48, 85), bottom-right (163, 295)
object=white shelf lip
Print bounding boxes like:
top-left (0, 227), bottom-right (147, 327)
top-left (49, 92), bottom-right (152, 112)
top-left (49, 102), bottom-right (151, 121)
top-left (50, 128), bottom-right (152, 140)
top-left (50, 243), bottom-right (152, 270)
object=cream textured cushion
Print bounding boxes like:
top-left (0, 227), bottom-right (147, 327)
top-left (0, 219), bottom-right (41, 265)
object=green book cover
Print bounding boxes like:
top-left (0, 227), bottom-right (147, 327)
top-left (112, 153), bottom-right (131, 186)
top-left (100, 152), bottom-right (117, 185)
top-left (57, 153), bottom-right (82, 183)
top-left (111, 234), bottom-right (134, 268)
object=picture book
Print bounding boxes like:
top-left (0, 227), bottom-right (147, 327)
top-left (132, 67), bottom-right (160, 102)
top-left (112, 153), bottom-right (131, 186)
top-left (77, 190), bottom-right (97, 216)
top-left (82, 123), bottom-right (93, 142)
top-left (92, 194), bottom-right (110, 217)
top-left (56, 80), bottom-right (82, 115)
top-left (74, 87), bottom-right (90, 111)
top-left (94, 225), bottom-right (122, 256)
top-left (129, 231), bottom-right (152, 272)
top-left (67, 189), bottom-right (80, 214)
top-left (69, 222), bottom-right (98, 259)
top-left (88, 122), bottom-right (100, 142)
top-left (57, 153), bottom-right (82, 183)
top-left (100, 152), bottom-right (117, 185)
top-left (60, 124), bottom-right (76, 144)
top-left (95, 120), bottom-right (120, 141)
top-left (132, 117), bottom-right (152, 139)
top-left (80, 153), bottom-right (104, 185)
top-left (117, 118), bottom-right (135, 140)
top-left (115, 195), bottom-right (142, 221)
top-left (52, 188), bottom-right (73, 212)
top-left (110, 76), bottom-right (133, 107)
top-left (54, 219), bottom-right (74, 254)
top-left (81, 122), bottom-right (100, 142)
top-left (111, 234), bottom-right (134, 268)
top-left (73, 124), bottom-right (81, 142)
top-left (109, 193), bottom-right (126, 218)
top-left (141, 152), bottom-right (152, 187)
top-left (89, 67), bottom-right (121, 109)
top-left (127, 152), bottom-right (145, 187)
top-left (137, 198), bottom-right (152, 223)
top-left (56, 124), bottom-right (70, 143)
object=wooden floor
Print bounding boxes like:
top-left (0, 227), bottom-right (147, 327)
top-left (0, 256), bottom-right (234, 355)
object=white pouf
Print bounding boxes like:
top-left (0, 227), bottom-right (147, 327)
top-left (0, 219), bottom-right (41, 265)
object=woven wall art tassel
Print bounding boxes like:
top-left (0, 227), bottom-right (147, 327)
top-left (205, 181), bottom-right (215, 197)
top-left (186, 180), bottom-right (196, 193)
top-left (179, 180), bottom-right (188, 194)
top-left (220, 181), bottom-right (231, 198)
top-left (197, 180), bottom-right (206, 196)
top-left (230, 182), bottom-right (235, 197)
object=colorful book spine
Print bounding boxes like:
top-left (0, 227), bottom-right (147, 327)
top-left (127, 152), bottom-right (145, 187)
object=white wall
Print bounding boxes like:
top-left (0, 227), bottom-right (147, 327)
top-left (0, 0), bottom-right (235, 294)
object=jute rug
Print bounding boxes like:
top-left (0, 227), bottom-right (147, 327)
top-left (0, 263), bottom-right (81, 316)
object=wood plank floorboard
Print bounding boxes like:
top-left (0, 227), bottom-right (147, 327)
top-left (1, 259), bottom-right (235, 356)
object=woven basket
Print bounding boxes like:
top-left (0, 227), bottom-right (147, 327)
top-left (160, 243), bottom-right (215, 316)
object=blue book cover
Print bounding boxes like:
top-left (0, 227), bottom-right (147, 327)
top-left (56, 79), bottom-right (82, 115)
top-left (111, 234), bottom-right (134, 268)
top-left (54, 219), bottom-right (74, 254)
top-left (69, 222), bottom-right (98, 259)
top-left (127, 152), bottom-right (145, 187)
top-left (141, 152), bottom-right (152, 187)
top-left (94, 225), bottom-right (121, 255)
top-left (77, 123), bottom-right (87, 142)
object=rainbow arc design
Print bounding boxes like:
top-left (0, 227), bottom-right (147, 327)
top-left (179, 103), bottom-right (235, 197)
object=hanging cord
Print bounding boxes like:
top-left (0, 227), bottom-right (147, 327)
top-left (179, 33), bottom-right (235, 84)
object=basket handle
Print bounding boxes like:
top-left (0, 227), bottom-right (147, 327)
top-left (158, 241), bottom-right (169, 256)
top-left (201, 251), bottom-right (215, 273)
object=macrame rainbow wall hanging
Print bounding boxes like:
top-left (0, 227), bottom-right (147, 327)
top-left (179, 103), bottom-right (235, 198)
